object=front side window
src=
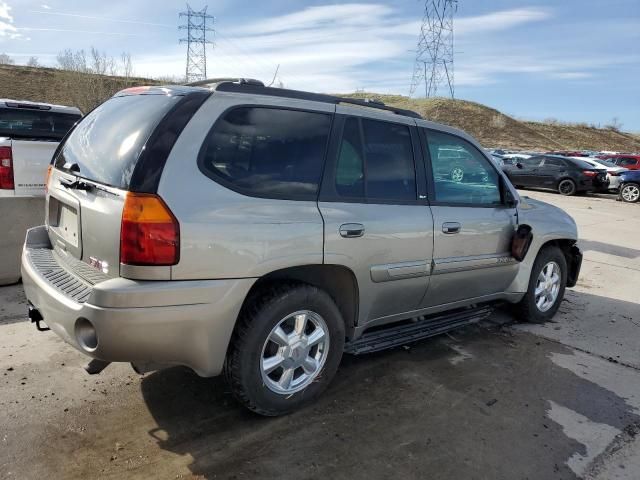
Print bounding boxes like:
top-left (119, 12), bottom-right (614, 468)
top-left (199, 107), bottom-right (332, 200)
top-left (621, 158), bottom-right (638, 167)
top-left (425, 129), bottom-right (501, 205)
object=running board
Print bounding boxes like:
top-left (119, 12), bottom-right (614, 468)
top-left (344, 306), bottom-right (493, 355)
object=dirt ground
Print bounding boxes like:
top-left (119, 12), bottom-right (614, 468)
top-left (1, 189), bottom-right (639, 480)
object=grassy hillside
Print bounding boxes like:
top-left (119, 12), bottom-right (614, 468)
top-left (0, 64), bottom-right (161, 113)
top-left (1, 65), bottom-right (637, 152)
top-left (346, 93), bottom-right (640, 152)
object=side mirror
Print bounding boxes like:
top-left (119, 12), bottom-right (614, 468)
top-left (516, 162), bottom-right (523, 169)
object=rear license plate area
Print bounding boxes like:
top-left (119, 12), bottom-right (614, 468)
top-left (55, 204), bottom-right (79, 247)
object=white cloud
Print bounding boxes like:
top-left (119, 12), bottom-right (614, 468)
top-left (456, 8), bottom-right (550, 35)
top-left (0, 1), bottom-right (12, 22)
top-left (0, 1), bottom-right (23, 40)
top-left (40, 4), bottom-right (51, 9)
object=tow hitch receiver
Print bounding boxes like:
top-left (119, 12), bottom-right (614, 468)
top-left (28, 304), bottom-right (50, 332)
top-left (84, 359), bottom-right (111, 375)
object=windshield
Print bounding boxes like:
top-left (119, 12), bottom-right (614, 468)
top-left (594, 159), bottom-right (616, 168)
top-left (53, 94), bottom-right (181, 189)
top-left (571, 158), bottom-right (600, 169)
top-left (0, 108), bottom-right (81, 141)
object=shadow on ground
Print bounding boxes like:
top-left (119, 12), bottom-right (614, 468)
top-left (139, 291), bottom-right (640, 480)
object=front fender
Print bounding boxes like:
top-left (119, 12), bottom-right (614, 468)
top-left (505, 197), bottom-right (578, 294)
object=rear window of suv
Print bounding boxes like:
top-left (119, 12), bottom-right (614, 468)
top-left (199, 107), bottom-right (332, 200)
top-left (0, 108), bottom-right (80, 141)
top-left (54, 94), bottom-right (182, 189)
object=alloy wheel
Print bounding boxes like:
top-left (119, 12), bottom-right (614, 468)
top-left (621, 184), bottom-right (640, 202)
top-left (558, 179), bottom-right (576, 195)
top-left (260, 310), bottom-right (330, 395)
top-left (534, 261), bottom-right (561, 312)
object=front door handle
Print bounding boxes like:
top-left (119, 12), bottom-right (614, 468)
top-left (442, 222), bottom-right (461, 234)
top-left (339, 223), bottom-right (365, 238)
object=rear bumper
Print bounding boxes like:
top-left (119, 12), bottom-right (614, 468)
top-left (21, 226), bottom-right (256, 377)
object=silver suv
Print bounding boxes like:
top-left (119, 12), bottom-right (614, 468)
top-left (21, 80), bottom-right (582, 415)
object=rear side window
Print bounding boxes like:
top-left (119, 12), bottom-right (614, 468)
top-left (199, 107), bottom-right (332, 200)
top-left (54, 94), bottom-right (182, 189)
top-left (0, 109), bottom-right (80, 141)
top-left (543, 157), bottom-right (566, 167)
top-left (333, 117), bottom-right (416, 202)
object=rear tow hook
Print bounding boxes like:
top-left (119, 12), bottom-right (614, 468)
top-left (28, 304), bottom-right (50, 332)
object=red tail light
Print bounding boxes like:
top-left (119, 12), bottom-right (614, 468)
top-left (582, 170), bottom-right (597, 177)
top-left (120, 193), bottom-right (179, 266)
top-left (0, 146), bottom-right (14, 190)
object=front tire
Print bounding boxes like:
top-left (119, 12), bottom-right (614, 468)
top-left (558, 179), bottom-right (577, 196)
top-left (225, 284), bottom-right (345, 416)
top-left (620, 183), bottom-right (640, 203)
top-left (515, 246), bottom-right (567, 323)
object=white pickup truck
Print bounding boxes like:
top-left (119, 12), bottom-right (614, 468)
top-left (1, 99), bottom-right (82, 284)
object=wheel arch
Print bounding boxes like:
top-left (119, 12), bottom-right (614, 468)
top-left (536, 238), bottom-right (582, 288)
top-left (239, 264), bottom-right (359, 339)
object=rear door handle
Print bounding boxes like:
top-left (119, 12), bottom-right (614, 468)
top-left (339, 223), bottom-right (365, 238)
top-left (442, 222), bottom-right (461, 234)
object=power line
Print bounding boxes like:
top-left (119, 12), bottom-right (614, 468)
top-left (410, 0), bottom-right (457, 98)
top-left (179, 4), bottom-right (215, 83)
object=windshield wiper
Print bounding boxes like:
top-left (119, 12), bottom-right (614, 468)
top-left (60, 178), bottom-right (93, 191)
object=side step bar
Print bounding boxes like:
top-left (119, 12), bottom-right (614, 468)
top-left (344, 306), bottom-right (493, 355)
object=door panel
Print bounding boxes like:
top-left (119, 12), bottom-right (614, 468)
top-left (420, 128), bottom-right (519, 307)
top-left (321, 202), bottom-right (433, 321)
top-left (423, 205), bottom-right (517, 306)
top-left (319, 109), bottom-right (433, 325)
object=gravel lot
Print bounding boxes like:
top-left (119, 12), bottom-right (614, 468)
top-left (1, 190), bottom-right (639, 480)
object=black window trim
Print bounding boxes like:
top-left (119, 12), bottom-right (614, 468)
top-left (419, 127), bottom-right (511, 208)
top-left (318, 114), bottom-right (426, 206)
top-left (197, 103), bottom-right (335, 202)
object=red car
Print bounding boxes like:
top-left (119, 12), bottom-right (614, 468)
top-left (597, 154), bottom-right (640, 170)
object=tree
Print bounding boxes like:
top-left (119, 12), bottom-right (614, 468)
top-left (605, 117), bottom-right (623, 132)
top-left (0, 53), bottom-right (15, 65)
top-left (26, 56), bottom-right (39, 67)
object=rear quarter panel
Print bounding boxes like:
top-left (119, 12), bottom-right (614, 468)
top-left (159, 92), bottom-right (335, 280)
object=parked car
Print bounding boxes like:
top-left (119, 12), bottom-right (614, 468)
top-left (21, 80), bottom-right (582, 416)
top-left (578, 157), bottom-right (628, 191)
top-left (1, 99), bottom-right (82, 285)
top-left (597, 154), bottom-right (640, 170)
top-left (1, 99), bottom-right (82, 197)
top-left (618, 170), bottom-right (640, 203)
top-left (503, 155), bottom-right (608, 195)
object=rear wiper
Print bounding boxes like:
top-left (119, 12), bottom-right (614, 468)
top-left (60, 178), bottom-right (94, 191)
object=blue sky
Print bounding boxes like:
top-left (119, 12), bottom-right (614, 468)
top-left (1, 0), bottom-right (639, 130)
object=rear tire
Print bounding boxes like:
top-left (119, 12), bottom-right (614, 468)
top-left (558, 179), bottom-right (577, 196)
top-left (225, 284), bottom-right (345, 416)
top-left (620, 183), bottom-right (640, 203)
top-left (515, 246), bottom-right (567, 324)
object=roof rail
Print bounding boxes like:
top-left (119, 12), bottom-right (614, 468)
top-left (186, 78), bottom-right (265, 88)
top-left (211, 81), bottom-right (422, 119)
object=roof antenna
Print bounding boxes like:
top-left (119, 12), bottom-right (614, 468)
top-left (268, 64), bottom-right (281, 87)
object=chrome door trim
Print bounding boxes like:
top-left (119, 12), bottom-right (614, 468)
top-left (370, 260), bottom-right (430, 283)
top-left (432, 253), bottom-right (516, 275)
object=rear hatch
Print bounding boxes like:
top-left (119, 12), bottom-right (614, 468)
top-left (0, 104), bottom-right (81, 196)
top-left (47, 88), bottom-right (209, 279)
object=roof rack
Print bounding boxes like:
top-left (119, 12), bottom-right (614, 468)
top-left (189, 78), bottom-right (422, 119)
top-left (186, 78), bottom-right (265, 88)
